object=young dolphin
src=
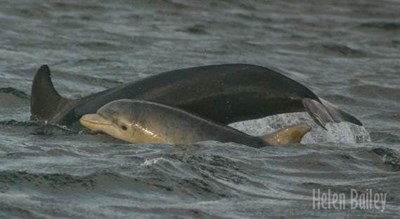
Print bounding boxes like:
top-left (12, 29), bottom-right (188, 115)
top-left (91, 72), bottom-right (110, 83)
top-left (31, 64), bottom-right (362, 129)
top-left (79, 99), bottom-right (311, 148)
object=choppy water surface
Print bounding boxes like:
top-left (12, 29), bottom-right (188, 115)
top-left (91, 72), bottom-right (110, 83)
top-left (1, 0), bottom-right (400, 218)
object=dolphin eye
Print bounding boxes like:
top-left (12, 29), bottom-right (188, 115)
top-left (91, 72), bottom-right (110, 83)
top-left (121, 125), bottom-right (128, 131)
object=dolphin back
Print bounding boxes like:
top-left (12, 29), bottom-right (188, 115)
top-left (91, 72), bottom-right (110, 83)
top-left (29, 64), bottom-right (363, 128)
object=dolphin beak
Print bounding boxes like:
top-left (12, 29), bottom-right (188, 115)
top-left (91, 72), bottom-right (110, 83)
top-left (80, 114), bottom-right (113, 131)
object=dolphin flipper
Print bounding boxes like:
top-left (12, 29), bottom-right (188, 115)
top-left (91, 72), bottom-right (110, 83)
top-left (30, 65), bottom-right (74, 123)
top-left (302, 98), bottom-right (334, 128)
top-left (319, 98), bottom-right (363, 126)
top-left (302, 98), bottom-right (362, 128)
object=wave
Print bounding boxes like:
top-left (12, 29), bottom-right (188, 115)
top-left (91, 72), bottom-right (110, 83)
top-left (0, 87), bottom-right (29, 99)
top-left (357, 21), bottom-right (400, 31)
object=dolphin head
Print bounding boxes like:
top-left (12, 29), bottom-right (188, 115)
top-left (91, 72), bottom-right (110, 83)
top-left (80, 99), bottom-right (142, 143)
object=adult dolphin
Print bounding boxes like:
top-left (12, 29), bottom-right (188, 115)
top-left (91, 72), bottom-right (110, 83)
top-left (31, 64), bottom-right (362, 128)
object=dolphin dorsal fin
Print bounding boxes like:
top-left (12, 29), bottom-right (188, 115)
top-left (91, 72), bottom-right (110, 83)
top-left (261, 123), bottom-right (311, 145)
top-left (30, 65), bottom-right (70, 122)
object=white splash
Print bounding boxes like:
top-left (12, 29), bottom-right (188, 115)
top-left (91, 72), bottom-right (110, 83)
top-left (229, 112), bottom-right (371, 144)
top-left (140, 157), bottom-right (169, 167)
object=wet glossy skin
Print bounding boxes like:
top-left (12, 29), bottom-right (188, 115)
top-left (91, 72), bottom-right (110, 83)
top-left (80, 100), bottom-right (311, 148)
top-left (31, 64), bottom-right (362, 129)
top-left (32, 64), bottom-right (319, 125)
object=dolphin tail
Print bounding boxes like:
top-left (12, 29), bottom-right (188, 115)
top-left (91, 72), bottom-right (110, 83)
top-left (261, 123), bottom-right (311, 145)
top-left (302, 98), bottom-right (362, 128)
top-left (30, 65), bottom-right (73, 123)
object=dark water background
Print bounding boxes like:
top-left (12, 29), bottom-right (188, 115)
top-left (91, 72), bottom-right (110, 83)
top-left (1, 0), bottom-right (400, 218)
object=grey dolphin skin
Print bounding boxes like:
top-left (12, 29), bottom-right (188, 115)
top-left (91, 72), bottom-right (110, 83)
top-left (80, 99), bottom-right (311, 147)
top-left (31, 64), bottom-right (362, 128)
